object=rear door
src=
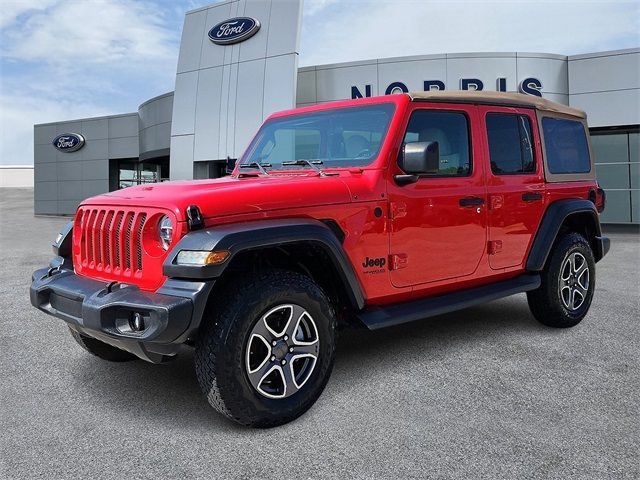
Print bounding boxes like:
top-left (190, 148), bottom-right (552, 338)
top-left (479, 106), bottom-right (546, 270)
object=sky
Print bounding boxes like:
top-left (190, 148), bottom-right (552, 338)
top-left (0, 0), bottom-right (638, 166)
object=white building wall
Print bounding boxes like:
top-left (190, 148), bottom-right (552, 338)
top-left (170, 0), bottom-right (303, 180)
top-left (297, 52), bottom-right (569, 107)
top-left (568, 48), bottom-right (640, 127)
top-left (0, 167), bottom-right (34, 188)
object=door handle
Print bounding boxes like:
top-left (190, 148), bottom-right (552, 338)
top-left (522, 192), bottom-right (543, 202)
top-left (459, 197), bottom-right (485, 207)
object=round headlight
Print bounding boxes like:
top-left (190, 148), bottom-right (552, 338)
top-left (158, 215), bottom-right (173, 250)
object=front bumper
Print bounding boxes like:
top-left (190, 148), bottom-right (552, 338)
top-left (30, 264), bottom-right (213, 363)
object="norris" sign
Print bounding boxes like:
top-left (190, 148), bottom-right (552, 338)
top-left (351, 77), bottom-right (543, 99)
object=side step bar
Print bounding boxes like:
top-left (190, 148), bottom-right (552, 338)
top-left (357, 274), bottom-right (541, 330)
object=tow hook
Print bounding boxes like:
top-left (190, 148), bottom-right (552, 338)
top-left (106, 281), bottom-right (119, 293)
top-left (47, 266), bottom-right (61, 277)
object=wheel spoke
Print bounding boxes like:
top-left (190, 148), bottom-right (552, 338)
top-left (291, 341), bottom-right (319, 357)
top-left (572, 288), bottom-right (582, 309)
top-left (251, 317), bottom-right (278, 344)
top-left (568, 288), bottom-right (575, 309)
top-left (575, 259), bottom-right (588, 278)
top-left (281, 362), bottom-right (299, 396)
top-left (285, 304), bottom-right (308, 339)
top-left (577, 268), bottom-right (589, 290)
top-left (246, 333), bottom-right (272, 374)
top-left (261, 305), bottom-right (293, 338)
top-left (570, 253), bottom-right (579, 274)
top-left (290, 354), bottom-right (317, 389)
top-left (560, 285), bottom-right (571, 308)
top-left (247, 361), bottom-right (277, 392)
top-left (561, 259), bottom-right (572, 281)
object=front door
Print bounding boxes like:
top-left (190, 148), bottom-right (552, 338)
top-left (388, 104), bottom-right (487, 288)
top-left (478, 106), bottom-right (546, 270)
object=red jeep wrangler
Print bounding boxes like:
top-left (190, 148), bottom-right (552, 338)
top-left (31, 91), bottom-right (609, 427)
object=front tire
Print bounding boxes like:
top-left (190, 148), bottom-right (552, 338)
top-left (195, 269), bottom-right (336, 428)
top-left (527, 233), bottom-right (596, 328)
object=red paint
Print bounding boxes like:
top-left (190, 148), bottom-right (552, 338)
top-left (75, 94), bottom-right (598, 308)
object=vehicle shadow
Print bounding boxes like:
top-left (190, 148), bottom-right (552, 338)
top-left (72, 294), bottom-right (546, 430)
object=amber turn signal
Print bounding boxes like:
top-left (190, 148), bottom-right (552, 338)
top-left (176, 250), bottom-right (230, 266)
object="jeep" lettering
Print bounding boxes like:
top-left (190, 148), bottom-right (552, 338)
top-left (362, 256), bottom-right (386, 268)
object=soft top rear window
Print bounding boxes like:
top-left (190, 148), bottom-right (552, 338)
top-left (542, 117), bottom-right (591, 174)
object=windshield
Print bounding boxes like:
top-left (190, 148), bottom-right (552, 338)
top-left (239, 103), bottom-right (396, 171)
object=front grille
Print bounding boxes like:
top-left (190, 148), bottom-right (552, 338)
top-left (77, 207), bottom-right (147, 275)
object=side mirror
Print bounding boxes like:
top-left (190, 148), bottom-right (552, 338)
top-left (399, 141), bottom-right (439, 174)
top-left (226, 156), bottom-right (237, 175)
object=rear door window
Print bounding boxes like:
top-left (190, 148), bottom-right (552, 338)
top-left (486, 113), bottom-right (535, 174)
top-left (542, 117), bottom-right (591, 174)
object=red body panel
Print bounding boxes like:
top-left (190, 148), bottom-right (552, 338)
top-left (75, 94), bottom-right (597, 307)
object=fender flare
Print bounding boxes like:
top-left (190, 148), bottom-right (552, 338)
top-left (526, 199), bottom-right (605, 271)
top-left (163, 218), bottom-right (365, 310)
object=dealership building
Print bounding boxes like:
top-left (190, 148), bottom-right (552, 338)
top-left (33, 0), bottom-right (639, 224)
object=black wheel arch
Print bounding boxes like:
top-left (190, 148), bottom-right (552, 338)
top-left (163, 218), bottom-right (365, 314)
top-left (527, 199), bottom-right (608, 272)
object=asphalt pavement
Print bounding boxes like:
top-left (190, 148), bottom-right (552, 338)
top-left (1, 188), bottom-right (638, 479)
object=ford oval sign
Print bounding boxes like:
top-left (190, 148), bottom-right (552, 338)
top-left (52, 133), bottom-right (85, 153)
top-left (208, 17), bottom-right (260, 45)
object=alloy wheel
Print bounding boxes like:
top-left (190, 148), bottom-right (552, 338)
top-left (559, 252), bottom-right (590, 311)
top-left (245, 304), bottom-right (320, 399)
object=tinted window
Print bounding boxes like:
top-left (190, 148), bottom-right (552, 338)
top-left (486, 113), bottom-right (535, 174)
top-left (402, 111), bottom-right (470, 176)
top-left (542, 117), bottom-right (591, 174)
top-left (241, 104), bottom-right (395, 169)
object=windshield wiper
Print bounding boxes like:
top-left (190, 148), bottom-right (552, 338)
top-left (282, 159), bottom-right (326, 176)
top-left (238, 162), bottom-right (272, 175)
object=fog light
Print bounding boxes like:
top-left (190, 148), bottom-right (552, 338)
top-left (176, 250), bottom-right (230, 266)
top-left (130, 312), bottom-right (145, 332)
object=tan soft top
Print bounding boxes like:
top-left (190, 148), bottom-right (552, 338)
top-left (408, 91), bottom-right (586, 118)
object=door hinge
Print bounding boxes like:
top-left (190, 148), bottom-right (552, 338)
top-left (389, 202), bottom-right (407, 219)
top-left (488, 240), bottom-right (503, 255)
top-left (390, 253), bottom-right (408, 270)
top-left (490, 195), bottom-right (504, 210)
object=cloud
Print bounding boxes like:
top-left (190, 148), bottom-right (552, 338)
top-left (2, 0), bottom-right (178, 67)
top-left (0, 0), bottom-right (183, 166)
top-left (0, 0), bottom-right (58, 29)
top-left (304, 0), bottom-right (343, 16)
top-left (300, 0), bottom-right (640, 66)
top-left (2, 0), bottom-right (638, 167)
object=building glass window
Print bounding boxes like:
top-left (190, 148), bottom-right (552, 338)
top-left (486, 113), bottom-right (535, 174)
top-left (591, 128), bottom-right (639, 224)
top-left (402, 110), bottom-right (471, 176)
top-left (112, 157), bottom-right (169, 190)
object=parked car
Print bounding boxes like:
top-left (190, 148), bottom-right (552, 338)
top-left (31, 91), bottom-right (609, 427)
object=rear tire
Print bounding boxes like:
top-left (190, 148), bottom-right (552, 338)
top-left (527, 233), bottom-right (595, 328)
top-left (195, 269), bottom-right (336, 428)
top-left (68, 327), bottom-right (137, 362)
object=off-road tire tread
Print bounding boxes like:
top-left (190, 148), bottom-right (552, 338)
top-left (68, 327), bottom-right (137, 362)
top-left (195, 269), bottom-right (336, 428)
top-left (527, 232), bottom-right (595, 328)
